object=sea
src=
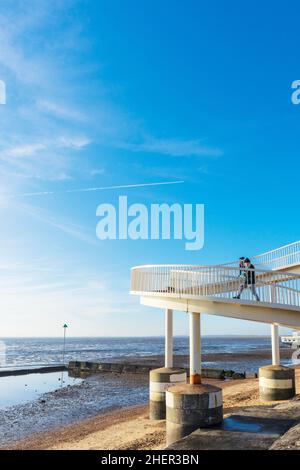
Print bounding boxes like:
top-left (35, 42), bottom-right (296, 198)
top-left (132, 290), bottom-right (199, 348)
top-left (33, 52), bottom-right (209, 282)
top-left (0, 336), bottom-right (292, 374)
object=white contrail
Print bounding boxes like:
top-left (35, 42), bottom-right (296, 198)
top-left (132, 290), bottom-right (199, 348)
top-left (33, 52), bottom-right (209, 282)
top-left (4, 180), bottom-right (185, 198)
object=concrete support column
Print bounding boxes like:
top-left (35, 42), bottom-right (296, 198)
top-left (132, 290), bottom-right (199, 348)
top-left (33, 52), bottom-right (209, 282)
top-left (166, 311), bottom-right (223, 444)
top-left (149, 367), bottom-right (187, 420)
top-left (271, 323), bottom-right (280, 366)
top-left (259, 365), bottom-right (295, 401)
top-left (165, 309), bottom-right (173, 368)
top-left (149, 308), bottom-right (186, 420)
top-left (189, 312), bottom-right (201, 384)
top-left (166, 383), bottom-right (223, 446)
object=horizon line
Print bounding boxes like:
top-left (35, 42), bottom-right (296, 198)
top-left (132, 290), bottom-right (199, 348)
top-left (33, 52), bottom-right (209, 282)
top-left (0, 334), bottom-right (279, 339)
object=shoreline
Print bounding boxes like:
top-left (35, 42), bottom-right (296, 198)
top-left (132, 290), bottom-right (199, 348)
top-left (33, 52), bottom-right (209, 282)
top-left (0, 351), bottom-right (298, 450)
top-left (4, 375), bottom-right (293, 451)
top-left (2, 367), bottom-right (300, 450)
top-left (1, 377), bottom-right (249, 450)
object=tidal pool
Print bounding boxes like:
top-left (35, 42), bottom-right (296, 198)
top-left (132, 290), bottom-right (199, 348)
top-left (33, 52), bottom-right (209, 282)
top-left (0, 371), bottom-right (82, 409)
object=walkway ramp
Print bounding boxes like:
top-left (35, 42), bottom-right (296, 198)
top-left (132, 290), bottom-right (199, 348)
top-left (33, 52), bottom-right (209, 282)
top-left (131, 240), bottom-right (300, 330)
top-left (226, 240), bottom-right (300, 273)
top-left (132, 263), bottom-right (300, 330)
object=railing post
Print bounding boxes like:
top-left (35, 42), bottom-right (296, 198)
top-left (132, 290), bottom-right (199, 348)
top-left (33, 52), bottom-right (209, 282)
top-left (271, 323), bottom-right (280, 366)
top-left (189, 312), bottom-right (201, 384)
top-left (271, 285), bottom-right (276, 303)
top-left (165, 309), bottom-right (173, 368)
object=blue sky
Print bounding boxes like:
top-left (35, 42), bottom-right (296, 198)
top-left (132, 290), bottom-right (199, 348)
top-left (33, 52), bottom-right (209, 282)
top-left (0, 0), bottom-right (299, 336)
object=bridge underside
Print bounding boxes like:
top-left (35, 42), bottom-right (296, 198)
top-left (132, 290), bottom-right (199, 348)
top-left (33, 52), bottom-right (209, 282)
top-left (140, 294), bottom-right (300, 330)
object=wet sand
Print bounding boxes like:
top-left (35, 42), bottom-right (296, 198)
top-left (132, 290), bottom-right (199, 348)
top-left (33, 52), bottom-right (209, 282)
top-left (0, 372), bottom-right (149, 448)
top-left (108, 348), bottom-right (293, 367)
top-left (5, 370), bottom-right (300, 451)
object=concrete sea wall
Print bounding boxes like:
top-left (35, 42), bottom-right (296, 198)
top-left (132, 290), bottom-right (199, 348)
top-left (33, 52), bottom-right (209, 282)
top-left (68, 361), bottom-right (249, 380)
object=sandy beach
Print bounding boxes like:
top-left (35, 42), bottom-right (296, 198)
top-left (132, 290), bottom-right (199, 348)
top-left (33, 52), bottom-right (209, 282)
top-left (0, 343), bottom-right (298, 451)
top-left (5, 370), bottom-right (300, 451)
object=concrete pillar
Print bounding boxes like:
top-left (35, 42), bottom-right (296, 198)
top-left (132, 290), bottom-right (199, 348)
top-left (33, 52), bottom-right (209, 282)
top-left (271, 324), bottom-right (280, 366)
top-left (149, 367), bottom-right (187, 420)
top-left (189, 312), bottom-right (201, 384)
top-left (166, 383), bottom-right (223, 446)
top-left (149, 308), bottom-right (187, 420)
top-left (165, 309), bottom-right (173, 368)
top-left (259, 365), bottom-right (295, 401)
top-left (165, 311), bottom-right (223, 444)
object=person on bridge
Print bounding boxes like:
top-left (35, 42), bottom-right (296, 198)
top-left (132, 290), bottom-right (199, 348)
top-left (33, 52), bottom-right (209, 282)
top-left (239, 257), bottom-right (245, 275)
top-left (234, 258), bottom-right (260, 301)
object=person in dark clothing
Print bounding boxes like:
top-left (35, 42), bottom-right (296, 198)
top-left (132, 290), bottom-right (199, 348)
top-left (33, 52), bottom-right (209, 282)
top-left (239, 257), bottom-right (245, 275)
top-left (234, 258), bottom-right (260, 301)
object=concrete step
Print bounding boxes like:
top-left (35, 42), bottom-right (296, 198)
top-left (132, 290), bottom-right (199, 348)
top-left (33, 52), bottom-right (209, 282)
top-left (166, 399), bottom-right (300, 450)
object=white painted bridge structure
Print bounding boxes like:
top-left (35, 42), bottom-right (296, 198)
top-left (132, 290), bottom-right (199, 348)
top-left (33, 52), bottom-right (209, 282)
top-left (131, 240), bottom-right (300, 383)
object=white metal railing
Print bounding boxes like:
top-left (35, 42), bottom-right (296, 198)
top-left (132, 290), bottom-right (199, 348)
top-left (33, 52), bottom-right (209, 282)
top-left (224, 240), bottom-right (300, 271)
top-left (131, 265), bottom-right (300, 309)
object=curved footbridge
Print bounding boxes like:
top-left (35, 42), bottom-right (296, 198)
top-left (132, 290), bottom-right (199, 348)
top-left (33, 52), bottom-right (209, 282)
top-left (130, 241), bottom-right (300, 444)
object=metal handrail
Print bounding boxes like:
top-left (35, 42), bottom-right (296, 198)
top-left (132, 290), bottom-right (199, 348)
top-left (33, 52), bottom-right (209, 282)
top-left (224, 240), bottom-right (300, 271)
top-left (131, 264), bottom-right (300, 308)
top-left (131, 264), bottom-right (300, 278)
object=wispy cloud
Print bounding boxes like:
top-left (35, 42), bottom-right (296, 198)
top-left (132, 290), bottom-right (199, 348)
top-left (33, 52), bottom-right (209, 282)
top-left (90, 168), bottom-right (105, 177)
top-left (0, 1), bottom-right (77, 86)
top-left (0, 260), bottom-right (140, 335)
top-left (0, 136), bottom-right (90, 159)
top-left (116, 136), bottom-right (222, 157)
top-left (58, 136), bottom-right (91, 150)
top-left (11, 200), bottom-right (98, 246)
top-left (0, 1), bottom-right (95, 184)
top-left (0, 5), bottom-right (57, 86)
top-left (0, 135), bottom-right (90, 181)
top-left (0, 0), bottom-right (222, 192)
top-left (36, 99), bottom-right (87, 122)
top-left (3, 143), bottom-right (46, 158)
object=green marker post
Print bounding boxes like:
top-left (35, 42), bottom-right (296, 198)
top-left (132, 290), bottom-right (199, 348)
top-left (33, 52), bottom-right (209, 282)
top-left (62, 323), bottom-right (68, 365)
